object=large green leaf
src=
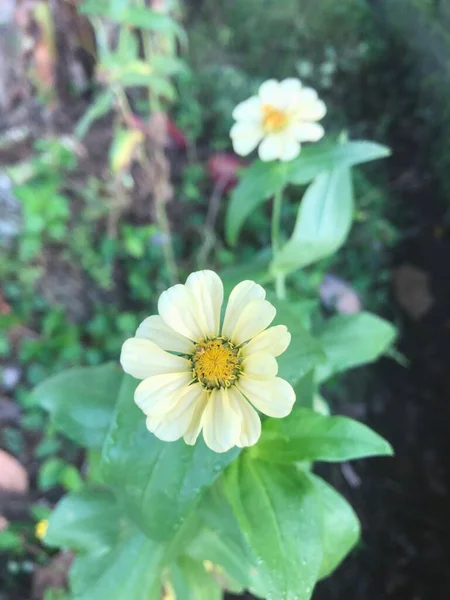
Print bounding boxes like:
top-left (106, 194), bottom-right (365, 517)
top-left (45, 488), bottom-right (120, 554)
top-left (70, 526), bottom-right (164, 600)
top-left (225, 160), bottom-right (288, 246)
top-left (269, 297), bottom-right (325, 387)
top-left (32, 362), bottom-right (122, 449)
top-left (271, 167), bottom-right (354, 274)
top-left (316, 312), bottom-right (397, 382)
top-left (187, 481), bottom-right (260, 594)
top-left (101, 375), bottom-right (239, 542)
top-left (224, 456), bottom-right (322, 600)
top-left (285, 140), bottom-right (390, 186)
top-left (225, 140), bottom-right (390, 245)
top-left (309, 475), bottom-right (361, 579)
top-left (171, 557), bottom-right (222, 600)
top-left (45, 487), bottom-right (164, 600)
top-left (253, 408), bottom-right (393, 463)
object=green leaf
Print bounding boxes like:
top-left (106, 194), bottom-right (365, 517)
top-left (75, 91), bottom-right (113, 139)
top-left (286, 140), bottom-right (390, 186)
top-left (272, 167), bottom-right (354, 274)
top-left (225, 160), bottom-right (289, 246)
top-left (171, 557), bottom-right (222, 600)
top-left (253, 408), bottom-right (393, 463)
top-left (309, 475), bottom-right (361, 579)
top-left (70, 525), bottom-right (164, 600)
top-left (32, 362), bottom-right (122, 449)
top-left (187, 481), bottom-right (260, 594)
top-left (224, 456), bottom-right (322, 600)
top-left (269, 297), bottom-right (325, 387)
top-left (225, 140), bottom-right (390, 245)
top-left (45, 488), bottom-right (121, 554)
top-left (101, 375), bottom-right (239, 542)
top-left (316, 312), bottom-right (397, 382)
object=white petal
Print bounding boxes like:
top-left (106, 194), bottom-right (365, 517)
top-left (242, 325), bottom-right (291, 358)
top-left (293, 122), bottom-right (324, 142)
top-left (258, 133), bottom-right (292, 162)
top-left (232, 96), bottom-right (262, 121)
top-left (258, 79), bottom-right (282, 106)
top-left (279, 78), bottom-right (304, 110)
top-left (146, 383), bottom-right (206, 442)
top-left (230, 122), bottom-right (264, 156)
top-left (120, 338), bottom-right (190, 380)
top-left (238, 376), bottom-right (296, 418)
top-left (202, 388), bottom-right (240, 453)
top-left (185, 270), bottom-right (224, 338)
top-left (222, 280), bottom-right (266, 340)
top-left (134, 372), bottom-right (192, 416)
top-left (183, 387), bottom-right (209, 446)
top-left (158, 283), bottom-right (203, 341)
top-left (279, 78), bottom-right (303, 96)
top-left (242, 352), bottom-right (278, 379)
top-left (297, 90), bottom-right (326, 121)
top-left (228, 386), bottom-right (261, 448)
top-left (136, 315), bottom-right (194, 354)
top-left (279, 138), bottom-right (301, 162)
top-left (227, 299), bottom-right (276, 346)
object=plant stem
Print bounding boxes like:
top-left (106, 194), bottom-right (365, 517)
top-left (271, 187), bottom-right (287, 299)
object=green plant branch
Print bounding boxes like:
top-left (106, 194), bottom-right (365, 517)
top-left (271, 187), bottom-right (287, 299)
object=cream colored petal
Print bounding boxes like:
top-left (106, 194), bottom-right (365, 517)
top-left (258, 79), bottom-right (282, 106)
top-left (230, 122), bottom-right (264, 157)
top-left (242, 325), bottom-right (291, 358)
top-left (279, 138), bottom-right (301, 162)
top-left (158, 283), bottom-right (203, 341)
top-left (293, 122), bottom-right (324, 142)
top-left (184, 387), bottom-right (209, 446)
top-left (222, 280), bottom-right (266, 339)
top-left (185, 270), bottom-right (224, 338)
top-left (232, 96), bottom-right (262, 121)
top-left (146, 383), bottom-right (206, 442)
top-left (238, 376), bottom-right (296, 418)
top-left (136, 315), bottom-right (194, 354)
top-left (297, 89), bottom-right (326, 121)
top-left (242, 352), bottom-right (278, 379)
top-left (227, 299), bottom-right (276, 346)
top-left (202, 388), bottom-right (240, 453)
top-left (134, 372), bottom-right (192, 416)
top-left (228, 386), bottom-right (261, 448)
top-left (120, 338), bottom-right (190, 380)
top-left (279, 78), bottom-right (304, 110)
top-left (258, 132), bottom-right (293, 162)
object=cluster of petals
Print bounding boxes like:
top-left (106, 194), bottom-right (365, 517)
top-left (230, 78), bottom-right (326, 162)
top-left (120, 270), bottom-right (295, 453)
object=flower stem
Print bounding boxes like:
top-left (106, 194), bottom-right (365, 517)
top-left (271, 187), bottom-right (287, 299)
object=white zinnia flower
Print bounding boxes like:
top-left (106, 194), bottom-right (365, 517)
top-left (230, 78), bottom-right (326, 162)
top-left (120, 270), bottom-right (295, 453)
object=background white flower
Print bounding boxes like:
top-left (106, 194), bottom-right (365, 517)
top-left (230, 78), bottom-right (326, 162)
top-left (120, 270), bottom-right (295, 453)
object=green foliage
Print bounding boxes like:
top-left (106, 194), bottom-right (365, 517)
top-left (252, 408), bottom-right (393, 463)
top-left (315, 312), bottom-right (397, 382)
top-left (272, 166), bottom-right (354, 275)
top-left (100, 376), bottom-right (239, 542)
top-left (31, 363), bottom-right (122, 449)
top-left (225, 139), bottom-right (390, 246)
top-left (224, 456), bottom-right (323, 600)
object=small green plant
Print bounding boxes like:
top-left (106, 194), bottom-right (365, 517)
top-left (32, 71), bottom-right (396, 600)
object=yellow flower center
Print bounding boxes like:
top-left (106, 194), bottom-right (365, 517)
top-left (262, 104), bottom-right (289, 133)
top-left (192, 338), bottom-right (241, 390)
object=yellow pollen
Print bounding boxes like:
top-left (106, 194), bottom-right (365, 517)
top-left (192, 338), bottom-right (241, 390)
top-left (262, 104), bottom-right (289, 133)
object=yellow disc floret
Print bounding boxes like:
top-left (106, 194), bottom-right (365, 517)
top-left (262, 104), bottom-right (289, 133)
top-left (192, 338), bottom-right (241, 390)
